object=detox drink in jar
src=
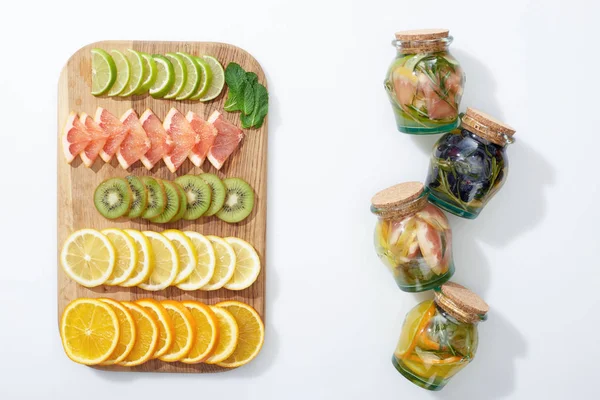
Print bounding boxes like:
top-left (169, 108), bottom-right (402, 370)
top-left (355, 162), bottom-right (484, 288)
top-left (392, 282), bottom-right (488, 391)
top-left (384, 29), bottom-right (465, 134)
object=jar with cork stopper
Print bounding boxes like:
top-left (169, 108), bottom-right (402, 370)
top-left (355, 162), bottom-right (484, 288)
top-left (371, 182), bottom-right (454, 292)
top-left (425, 108), bottom-right (516, 219)
top-left (384, 29), bottom-right (465, 135)
top-left (392, 282), bottom-right (489, 391)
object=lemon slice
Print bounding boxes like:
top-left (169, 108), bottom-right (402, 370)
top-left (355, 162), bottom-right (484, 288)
top-left (163, 53), bottom-right (187, 99)
top-left (163, 230), bottom-right (197, 284)
top-left (200, 236), bottom-right (236, 291)
top-left (61, 229), bottom-right (115, 287)
top-left (136, 298), bottom-right (175, 358)
top-left (119, 49), bottom-right (147, 97)
top-left (158, 300), bottom-right (196, 362)
top-left (198, 55), bottom-right (225, 102)
top-left (223, 237), bottom-right (261, 291)
top-left (98, 298), bottom-right (137, 365)
top-left (181, 301), bottom-right (219, 364)
top-left (101, 229), bottom-right (138, 285)
top-left (176, 232), bottom-right (215, 291)
top-left (120, 229), bottom-right (154, 287)
top-left (216, 301), bottom-right (265, 368)
top-left (60, 298), bottom-right (120, 365)
top-left (175, 52), bottom-right (200, 100)
top-left (91, 48), bottom-right (116, 96)
top-left (204, 306), bottom-right (239, 364)
top-left (107, 50), bottom-right (130, 96)
top-left (138, 231), bottom-right (179, 291)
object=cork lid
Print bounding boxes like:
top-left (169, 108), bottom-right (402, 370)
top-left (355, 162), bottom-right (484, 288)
top-left (461, 108), bottom-right (516, 146)
top-left (435, 282), bottom-right (489, 324)
top-left (395, 29), bottom-right (449, 41)
top-left (371, 182), bottom-right (427, 218)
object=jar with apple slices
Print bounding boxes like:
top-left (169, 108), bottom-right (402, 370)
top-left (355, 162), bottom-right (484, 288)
top-left (371, 182), bottom-right (454, 292)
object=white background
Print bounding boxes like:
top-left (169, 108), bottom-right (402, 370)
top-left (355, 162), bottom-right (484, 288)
top-left (0, 1), bottom-right (598, 399)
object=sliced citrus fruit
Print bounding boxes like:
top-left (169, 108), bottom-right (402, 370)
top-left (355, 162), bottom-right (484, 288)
top-left (163, 53), bottom-right (187, 99)
top-left (101, 228), bottom-right (138, 285)
top-left (62, 111), bottom-right (91, 163)
top-left (223, 237), bottom-right (261, 291)
top-left (181, 301), bottom-right (219, 364)
top-left (176, 232), bottom-right (216, 291)
top-left (139, 108), bottom-right (174, 170)
top-left (175, 52), bottom-right (200, 100)
top-left (119, 49), bottom-right (147, 97)
top-left (98, 298), bottom-right (137, 365)
top-left (158, 300), bottom-right (196, 362)
top-left (186, 111), bottom-right (218, 167)
top-left (136, 52), bottom-right (157, 94)
top-left (204, 306), bottom-right (239, 364)
top-left (116, 109), bottom-right (151, 170)
top-left (198, 55), bottom-right (225, 102)
top-left (201, 235), bottom-right (236, 291)
top-left (120, 229), bottom-right (154, 287)
top-left (395, 300), bottom-right (436, 357)
top-left (60, 298), bottom-right (120, 365)
top-left (61, 229), bottom-right (115, 287)
top-left (162, 107), bottom-right (198, 173)
top-left (138, 231), bottom-right (179, 291)
top-left (216, 301), bottom-right (264, 368)
top-left (162, 230), bottom-right (197, 284)
top-left (96, 107), bottom-right (129, 163)
top-left (107, 50), bottom-right (130, 96)
top-left (149, 55), bottom-right (175, 98)
top-left (79, 112), bottom-right (109, 168)
top-left (188, 56), bottom-right (212, 100)
top-left (136, 298), bottom-right (175, 358)
top-left (118, 301), bottom-right (159, 367)
top-left (206, 111), bottom-right (244, 170)
top-left (91, 48), bottom-right (116, 96)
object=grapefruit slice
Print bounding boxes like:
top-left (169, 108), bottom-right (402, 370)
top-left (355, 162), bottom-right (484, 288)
top-left (207, 111), bottom-right (244, 170)
top-left (116, 109), bottom-right (151, 170)
top-left (186, 111), bottom-right (218, 167)
top-left (95, 107), bottom-right (130, 163)
top-left (139, 109), bottom-right (174, 170)
top-left (79, 113), bottom-right (109, 168)
top-left (163, 107), bottom-right (198, 173)
top-left (62, 112), bottom-right (91, 163)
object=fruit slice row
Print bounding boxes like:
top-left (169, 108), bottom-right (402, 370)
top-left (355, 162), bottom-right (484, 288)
top-left (94, 174), bottom-right (254, 224)
top-left (60, 298), bottom-right (264, 368)
top-left (60, 229), bottom-right (261, 291)
top-left (64, 107), bottom-right (244, 172)
top-left (91, 48), bottom-right (224, 102)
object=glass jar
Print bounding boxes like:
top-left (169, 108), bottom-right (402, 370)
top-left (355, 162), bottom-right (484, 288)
top-left (384, 29), bottom-right (465, 135)
top-left (371, 182), bottom-right (454, 292)
top-left (425, 108), bottom-right (516, 219)
top-left (392, 282), bottom-right (489, 391)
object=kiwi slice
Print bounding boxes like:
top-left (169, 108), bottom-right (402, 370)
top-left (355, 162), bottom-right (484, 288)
top-left (170, 182), bottom-right (188, 223)
top-left (94, 178), bottom-right (132, 219)
top-left (141, 177), bottom-right (166, 219)
top-left (125, 176), bottom-right (148, 218)
top-left (199, 173), bottom-right (226, 216)
top-left (216, 178), bottom-right (255, 223)
top-left (150, 181), bottom-right (180, 223)
top-left (174, 175), bottom-right (212, 220)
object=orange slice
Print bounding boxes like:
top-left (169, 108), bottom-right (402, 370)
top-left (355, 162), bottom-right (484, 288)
top-left (215, 301), bottom-right (264, 368)
top-left (98, 298), bottom-right (137, 365)
top-left (204, 306), bottom-right (239, 364)
top-left (60, 298), bottom-right (120, 365)
top-left (158, 300), bottom-right (196, 362)
top-left (136, 298), bottom-right (175, 358)
top-left (180, 301), bottom-right (219, 364)
top-left (118, 302), bottom-right (159, 367)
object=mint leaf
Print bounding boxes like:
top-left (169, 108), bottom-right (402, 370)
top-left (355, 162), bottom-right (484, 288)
top-left (242, 82), bottom-right (256, 115)
top-left (245, 72), bottom-right (258, 86)
top-left (241, 83), bottom-right (268, 129)
top-left (224, 63), bottom-right (246, 94)
top-left (224, 80), bottom-right (246, 112)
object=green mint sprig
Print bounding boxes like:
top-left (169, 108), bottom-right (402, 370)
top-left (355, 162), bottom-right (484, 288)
top-left (223, 63), bottom-right (268, 129)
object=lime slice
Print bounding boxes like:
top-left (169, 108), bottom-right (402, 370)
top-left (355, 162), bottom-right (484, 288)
top-left (107, 50), bottom-right (131, 97)
top-left (188, 56), bottom-right (212, 100)
top-left (163, 53), bottom-right (187, 99)
top-left (91, 49), bottom-right (116, 96)
top-left (149, 55), bottom-right (175, 99)
top-left (119, 49), bottom-right (147, 97)
top-left (175, 52), bottom-right (200, 100)
top-left (198, 55), bottom-right (224, 102)
top-left (136, 52), bottom-right (158, 95)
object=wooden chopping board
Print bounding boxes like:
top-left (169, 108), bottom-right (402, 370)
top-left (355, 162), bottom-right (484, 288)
top-left (57, 40), bottom-right (267, 373)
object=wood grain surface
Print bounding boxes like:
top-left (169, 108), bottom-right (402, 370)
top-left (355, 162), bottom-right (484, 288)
top-left (57, 40), bottom-right (267, 373)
